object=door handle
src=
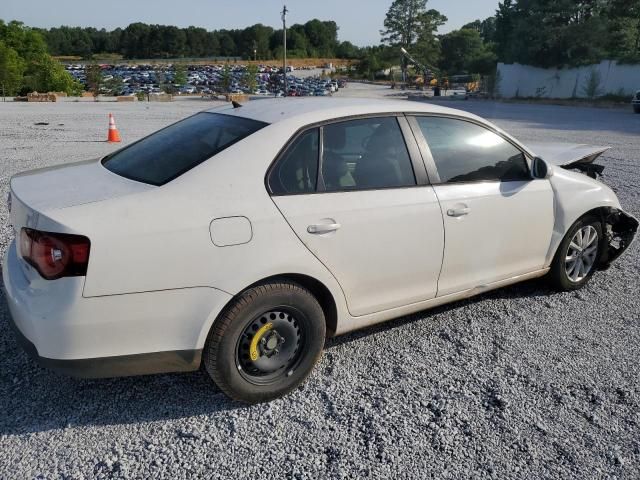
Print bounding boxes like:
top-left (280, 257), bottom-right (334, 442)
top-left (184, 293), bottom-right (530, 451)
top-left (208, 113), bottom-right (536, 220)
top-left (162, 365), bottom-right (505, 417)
top-left (447, 207), bottom-right (470, 217)
top-left (307, 223), bottom-right (341, 234)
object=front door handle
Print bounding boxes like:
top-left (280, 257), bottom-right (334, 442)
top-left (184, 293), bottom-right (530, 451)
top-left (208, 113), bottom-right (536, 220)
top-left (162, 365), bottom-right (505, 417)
top-left (307, 223), bottom-right (341, 234)
top-left (447, 207), bottom-right (470, 217)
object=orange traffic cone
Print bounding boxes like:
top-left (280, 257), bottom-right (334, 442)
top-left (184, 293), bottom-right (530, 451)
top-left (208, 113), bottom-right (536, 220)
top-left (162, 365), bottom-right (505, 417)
top-left (107, 113), bottom-right (121, 143)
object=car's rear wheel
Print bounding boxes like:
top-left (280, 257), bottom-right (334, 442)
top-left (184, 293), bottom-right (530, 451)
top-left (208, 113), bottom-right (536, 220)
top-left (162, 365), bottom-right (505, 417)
top-left (634, 105), bottom-right (640, 114)
top-left (203, 281), bottom-right (325, 403)
top-left (549, 215), bottom-right (603, 290)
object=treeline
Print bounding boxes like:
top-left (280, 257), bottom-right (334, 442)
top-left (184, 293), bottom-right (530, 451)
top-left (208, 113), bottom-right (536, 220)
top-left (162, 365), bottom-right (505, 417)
top-left (38, 20), bottom-right (361, 60)
top-left (493, 0), bottom-right (640, 67)
top-left (358, 0), bottom-right (640, 80)
top-left (0, 20), bottom-right (82, 95)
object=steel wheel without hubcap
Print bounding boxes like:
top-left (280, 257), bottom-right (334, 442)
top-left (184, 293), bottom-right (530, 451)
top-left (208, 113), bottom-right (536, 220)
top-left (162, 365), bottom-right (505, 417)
top-left (565, 225), bottom-right (599, 283)
top-left (236, 309), bottom-right (306, 385)
top-left (204, 281), bottom-right (325, 403)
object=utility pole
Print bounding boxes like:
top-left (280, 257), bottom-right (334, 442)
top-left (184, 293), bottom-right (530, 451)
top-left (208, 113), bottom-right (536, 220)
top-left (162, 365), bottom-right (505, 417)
top-left (281, 5), bottom-right (288, 96)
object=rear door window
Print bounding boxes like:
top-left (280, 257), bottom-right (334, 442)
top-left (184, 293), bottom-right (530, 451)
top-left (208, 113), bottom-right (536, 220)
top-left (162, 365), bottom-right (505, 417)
top-left (268, 129), bottom-right (319, 195)
top-left (102, 112), bottom-right (267, 186)
top-left (321, 117), bottom-right (416, 191)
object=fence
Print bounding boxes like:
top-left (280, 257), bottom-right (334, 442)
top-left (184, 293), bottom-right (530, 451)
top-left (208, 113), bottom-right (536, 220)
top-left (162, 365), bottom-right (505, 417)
top-left (497, 60), bottom-right (640, 99)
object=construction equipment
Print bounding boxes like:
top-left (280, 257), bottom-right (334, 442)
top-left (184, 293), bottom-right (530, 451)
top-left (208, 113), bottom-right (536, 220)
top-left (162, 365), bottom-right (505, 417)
top-left (400, 47), bottom-right (439, 92)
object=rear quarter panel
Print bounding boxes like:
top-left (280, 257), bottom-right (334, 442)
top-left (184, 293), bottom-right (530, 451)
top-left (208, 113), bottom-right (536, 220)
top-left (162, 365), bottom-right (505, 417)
top-left (49, 124), bottom-right (349, 319)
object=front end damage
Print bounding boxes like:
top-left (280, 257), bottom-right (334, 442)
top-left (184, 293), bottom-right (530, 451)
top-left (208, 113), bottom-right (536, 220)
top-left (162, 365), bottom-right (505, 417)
top-left (599, 209), bottom-right (639, 269)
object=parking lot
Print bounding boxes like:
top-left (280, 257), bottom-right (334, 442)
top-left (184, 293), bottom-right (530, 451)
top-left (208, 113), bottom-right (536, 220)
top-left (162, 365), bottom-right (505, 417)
top-left (1, 85), bottom-right (639, 479)
top-left (66, 62), bottom-right (345, 97)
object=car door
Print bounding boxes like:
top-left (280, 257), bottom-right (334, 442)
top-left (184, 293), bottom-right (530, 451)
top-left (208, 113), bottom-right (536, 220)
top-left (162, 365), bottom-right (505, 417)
top-left (268, 116), bottom-right (444, 317)
top-left (408, 115), bottom-right (554, 297)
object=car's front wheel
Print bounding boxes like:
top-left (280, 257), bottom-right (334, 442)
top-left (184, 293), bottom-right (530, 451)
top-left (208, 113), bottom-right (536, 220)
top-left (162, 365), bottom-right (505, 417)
top-left (549, 215), bottom-right (603, 290)
top-left (203, 281), bottom-right (325, 403)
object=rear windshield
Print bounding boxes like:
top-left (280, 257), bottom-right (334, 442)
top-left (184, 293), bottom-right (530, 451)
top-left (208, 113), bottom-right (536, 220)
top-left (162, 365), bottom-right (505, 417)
top-left (102, 112), bottom-right (267, 185)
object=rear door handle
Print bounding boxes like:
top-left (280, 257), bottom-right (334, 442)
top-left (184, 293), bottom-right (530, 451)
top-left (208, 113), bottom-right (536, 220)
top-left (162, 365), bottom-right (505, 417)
top-left (447, 207), bottom-right (470, 217)
top-left (307, 223), bottom-right (341, 234)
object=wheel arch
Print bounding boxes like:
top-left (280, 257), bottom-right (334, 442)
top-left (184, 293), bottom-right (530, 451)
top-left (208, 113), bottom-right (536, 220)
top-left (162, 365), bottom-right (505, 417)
top-left (205, 273), bottom-right (339, 346)
top-left (248, 274), bottom-right (338, 337)
top-left (548, 206), bottom-right (638, 268)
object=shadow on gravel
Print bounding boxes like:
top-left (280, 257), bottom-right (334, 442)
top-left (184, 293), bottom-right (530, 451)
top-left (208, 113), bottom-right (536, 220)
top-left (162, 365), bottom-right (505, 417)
top-left (327, 277), bottom-right (553, 349)
top-left (0, 277), bottom-right (552, 435)
top-left (0, 289), bottom-right (245, 436)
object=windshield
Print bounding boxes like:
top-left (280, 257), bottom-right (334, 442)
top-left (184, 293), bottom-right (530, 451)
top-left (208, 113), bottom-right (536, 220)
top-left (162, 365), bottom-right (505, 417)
top-left (102, 112), bottom-right (267, 186)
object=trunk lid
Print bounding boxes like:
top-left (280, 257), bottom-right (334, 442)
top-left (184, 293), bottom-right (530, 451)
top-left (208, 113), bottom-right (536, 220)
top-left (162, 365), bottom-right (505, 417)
top-left (10, 158), bottom-right (153, 233)
top-left (10, 158), bottom-right (153, 217)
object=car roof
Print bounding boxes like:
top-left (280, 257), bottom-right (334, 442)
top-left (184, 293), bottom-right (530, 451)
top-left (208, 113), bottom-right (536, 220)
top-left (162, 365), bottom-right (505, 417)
top-left (206, 97), bottom-right (479, 126)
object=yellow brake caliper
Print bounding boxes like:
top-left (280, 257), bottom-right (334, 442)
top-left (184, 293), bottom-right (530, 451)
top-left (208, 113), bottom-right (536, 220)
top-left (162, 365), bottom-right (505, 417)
top-left (249, 322), bottom-right (273, 361)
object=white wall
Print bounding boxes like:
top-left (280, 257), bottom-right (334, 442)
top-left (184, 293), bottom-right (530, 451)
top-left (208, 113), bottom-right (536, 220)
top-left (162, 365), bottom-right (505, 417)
top-left (497, 61), bottom-right (640, 99)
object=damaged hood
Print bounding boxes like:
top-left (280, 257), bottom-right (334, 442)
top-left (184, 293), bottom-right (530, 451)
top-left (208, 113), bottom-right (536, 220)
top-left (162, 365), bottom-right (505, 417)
top-left (527, 142), bottom-right (610, 168)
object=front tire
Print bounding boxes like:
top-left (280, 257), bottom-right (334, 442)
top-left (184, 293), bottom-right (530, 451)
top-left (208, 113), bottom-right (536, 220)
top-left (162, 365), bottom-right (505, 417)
top-left (549, 215), bottom-right (603, 291)
top-left (204, 281), bottom-right (325, 403)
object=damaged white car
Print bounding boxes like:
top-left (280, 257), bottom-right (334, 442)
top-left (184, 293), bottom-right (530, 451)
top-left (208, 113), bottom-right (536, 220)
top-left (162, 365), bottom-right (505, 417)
top-left (4, 98), bottom-right (637, 403)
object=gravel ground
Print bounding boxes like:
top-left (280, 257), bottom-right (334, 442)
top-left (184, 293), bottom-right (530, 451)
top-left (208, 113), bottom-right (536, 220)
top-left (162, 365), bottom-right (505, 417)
top-left (1, 89), bottom-right (639, 479)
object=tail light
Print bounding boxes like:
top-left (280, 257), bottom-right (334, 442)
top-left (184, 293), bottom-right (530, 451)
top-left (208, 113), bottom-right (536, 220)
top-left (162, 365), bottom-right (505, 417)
top-left (19, 228), bottom-right (90, 280)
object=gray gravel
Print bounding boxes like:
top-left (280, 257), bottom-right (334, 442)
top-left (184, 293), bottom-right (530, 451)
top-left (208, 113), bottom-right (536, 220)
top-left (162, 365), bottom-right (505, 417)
top-left (1, 91), bottom-right (640, 479)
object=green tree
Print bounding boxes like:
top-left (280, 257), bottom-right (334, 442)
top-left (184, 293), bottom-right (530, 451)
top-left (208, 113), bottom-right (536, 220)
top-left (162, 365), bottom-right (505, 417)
top-left (491, 0), bottom-right (633, 67)
top-left (0, 40), bottom-right (24, 95)
top-left (85, 63), bottom-right (103, 99)
top-left (336, 41), bottom-right (360, 59)
top-left (439, 28), bottom-right (497, 74)
top-left (304, 20), bottom-right (338, 56)
top-left (221, 64), bottom-right (232, 92)
top-left (462, 17), bottom-right (497, 43)
top-left (0, 20), bottom-right (81, 95)
top-left (414, 9), bottom-right (447, 66)
top-left (173, 63), bottom-right (187, 85)
top-left (243, 64), bottom-right (258, 91)
top-left (358, 52), bottom-right (381, 79)
top-left (381, 0), bottom-right (447, 75)
top-left (104, 76), bottom-right (124, 96)
top-left (24, 53), bottom-right (83, 94)
top-left (381, 0), bottom-right (445, 47)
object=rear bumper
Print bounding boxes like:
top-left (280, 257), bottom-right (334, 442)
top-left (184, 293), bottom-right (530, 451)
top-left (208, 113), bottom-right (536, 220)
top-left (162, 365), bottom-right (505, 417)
top-left (6, 311), bottom-right (201, 378)
top-left (3, 239), bottom-right (231, 378)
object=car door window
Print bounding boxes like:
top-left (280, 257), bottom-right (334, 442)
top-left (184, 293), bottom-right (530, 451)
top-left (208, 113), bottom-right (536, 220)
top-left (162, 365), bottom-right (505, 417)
top-left (415, 116), bottom-right (530, 183)
top-left (322, 117), bottom-right (416, 191)
top-left (268, 128), bottom-right (319, 195)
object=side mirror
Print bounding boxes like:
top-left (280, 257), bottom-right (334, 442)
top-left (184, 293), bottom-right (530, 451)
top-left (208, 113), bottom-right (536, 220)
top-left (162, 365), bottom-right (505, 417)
top-left (532, 157), bottom-right (552, 179)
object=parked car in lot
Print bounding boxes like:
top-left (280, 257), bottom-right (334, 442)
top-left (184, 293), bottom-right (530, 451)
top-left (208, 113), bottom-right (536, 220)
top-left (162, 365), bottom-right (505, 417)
top-left (4, 99), bottom-right (637, 403)
top-left (633, 90), bottom-right (640, 113)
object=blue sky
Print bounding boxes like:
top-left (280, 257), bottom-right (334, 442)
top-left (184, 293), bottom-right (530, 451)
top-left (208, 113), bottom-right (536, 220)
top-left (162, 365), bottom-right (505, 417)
top-left (0, 0), bottom-right (500, 46)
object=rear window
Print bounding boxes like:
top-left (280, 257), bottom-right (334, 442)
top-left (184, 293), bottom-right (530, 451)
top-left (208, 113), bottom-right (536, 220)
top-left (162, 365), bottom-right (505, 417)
top-left (102, 112), bottom-right (267, 185)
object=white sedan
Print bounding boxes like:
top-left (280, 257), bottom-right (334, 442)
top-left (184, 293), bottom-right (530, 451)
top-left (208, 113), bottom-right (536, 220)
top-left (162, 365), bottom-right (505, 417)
top-left (4, 98), bottom-right (637, 403)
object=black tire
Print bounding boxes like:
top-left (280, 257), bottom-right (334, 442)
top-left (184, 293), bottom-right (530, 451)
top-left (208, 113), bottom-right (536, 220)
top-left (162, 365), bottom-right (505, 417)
top-left (634, 105), bottom-right (640, 114)
top-left (549, 215), bottom-right (603, 291)
top-left (204, 281), bottom-right (325, 403)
